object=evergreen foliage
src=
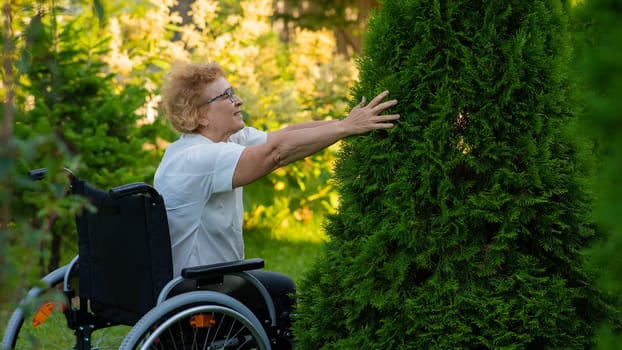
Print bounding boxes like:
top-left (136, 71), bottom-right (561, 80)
top-left (294, 0), bottom-right (618, 348)
top-left (10, 6), bottom-right (152, 272)
top-left (14, 15), bottom-right (151, 187)
top-left (574, 0), bottom-right (622, 347)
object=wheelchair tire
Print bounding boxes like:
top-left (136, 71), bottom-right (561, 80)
top-left (1, 261), bottom-right (133, 349)
top-left (2, 265), bottom-right (70, 349)
top-left (119, 291), bottom-right (271, 350)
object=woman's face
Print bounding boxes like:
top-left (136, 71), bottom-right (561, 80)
top-left (199, 76), bottom-right (244, 142)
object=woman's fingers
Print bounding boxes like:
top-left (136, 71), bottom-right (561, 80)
top-left (374, 113), bottom-right (401, 126)
top-left (371, 99), bottom-right (398, 114)
top-left (359, 91), bottom-right (396, 114)
top-left (378, 113), bottom-right (401, 121)
top-left (366, 90), bottom-right (390, 107)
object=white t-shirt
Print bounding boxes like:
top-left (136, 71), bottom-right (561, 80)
top-left (154, 127), bottom-right (268, 276)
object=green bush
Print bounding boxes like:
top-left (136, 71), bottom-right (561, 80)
top-left (10, 6), bottom-right (153, 272)
top-left (0, 135), bottom-right (79, 326)
top-left (574, 0), bottom-right (622, 347)
top-left (294, 0), bottom-right (618, 348)
top-left (14, 16), bottom-right (152, 187)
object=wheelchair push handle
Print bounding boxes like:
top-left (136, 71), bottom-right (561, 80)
top-left (28, 168), bottom-right (160, 198)
top-left (27, 168), bottom-right (47, 181)
top-left (109, 182), bottom-right (160, 199)
top-left (27, 167), bottom-right (76, 181)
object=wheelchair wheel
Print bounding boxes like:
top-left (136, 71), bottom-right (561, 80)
top-left (120, 291), bottom-right (271, 350)
top-left (1, 262), bottom-right (132, 349)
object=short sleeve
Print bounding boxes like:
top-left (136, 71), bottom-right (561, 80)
top-left (229, 126), bottom-right (267, 146)
top-left (211, 143), bottom-right (245, 193)
top-left (188, 142), bottom-right (244, 194)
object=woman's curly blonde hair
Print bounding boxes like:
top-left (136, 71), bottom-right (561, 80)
top-left (161, 62), bottom-right (225, 133)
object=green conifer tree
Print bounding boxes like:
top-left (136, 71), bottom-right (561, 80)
top-left (14, 15), bottom-right (151, 188)
top-left (294, 0), bottom-right (617, 348)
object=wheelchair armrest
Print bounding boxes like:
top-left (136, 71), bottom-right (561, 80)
top-left (109, 182), bottom-right (160, 199)
top-left (181, 258), bottom-right (264, 280)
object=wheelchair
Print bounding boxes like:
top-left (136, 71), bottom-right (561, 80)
top-left (2, 168), bottom-right (293, 349)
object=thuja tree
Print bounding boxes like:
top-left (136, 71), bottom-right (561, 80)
top-left (574, 0), bottom-right (622, 347)
top-left (294, 0), bottom-right (617, 348)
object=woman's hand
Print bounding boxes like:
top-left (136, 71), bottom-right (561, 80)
top-left (341, 90), bottom-right (400, 135)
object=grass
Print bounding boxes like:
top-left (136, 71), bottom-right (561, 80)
top-left (243, 226), bottom-right (325, 283)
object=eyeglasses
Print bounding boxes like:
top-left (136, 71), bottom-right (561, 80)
top-left (198, 87), bottom-right (236, 107)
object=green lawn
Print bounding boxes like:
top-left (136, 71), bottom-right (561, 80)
top-left (244, 227), bottom-right (325, 283)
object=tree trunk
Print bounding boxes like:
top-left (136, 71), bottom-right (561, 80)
top-left (273, 0), bottom-right (379, 57)
top-left (1, 0), bottom-right (14, 229)
top-left (170, 0), bottom-right (193, 41)
top-left (334, 0), bottom-right (378, 56)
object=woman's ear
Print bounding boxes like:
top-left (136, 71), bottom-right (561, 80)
top-left (198, 114), bottom-right (210, 128)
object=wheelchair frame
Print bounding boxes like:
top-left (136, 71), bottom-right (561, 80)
top-left (1, 169), bottom-right (288, 350)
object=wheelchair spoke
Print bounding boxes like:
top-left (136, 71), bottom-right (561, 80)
top-left (139, 312), bottom-right (262, 349)
top-left (119, 293), bottom-right (270, 350)
top-left (201, 313), bottom-right (215, 349)
top-left (200, 313), bottom-right (217, 350)
top-left (222, 319), bottom-right (238, 348)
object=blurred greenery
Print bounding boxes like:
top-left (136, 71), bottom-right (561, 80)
top-left (573, 0), bottom-right (622, 347)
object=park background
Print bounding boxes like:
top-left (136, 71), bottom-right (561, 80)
top-left (1, 0), bottom-right (621, 348)
top-left (2, 0), bottom-right (372, 284)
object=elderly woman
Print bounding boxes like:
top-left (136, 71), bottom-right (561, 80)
top-left (154, 61), bottom-right (399, 347)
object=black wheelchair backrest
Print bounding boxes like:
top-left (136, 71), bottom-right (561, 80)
top-left (72, 177), bottom-right (173, 326)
